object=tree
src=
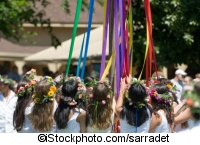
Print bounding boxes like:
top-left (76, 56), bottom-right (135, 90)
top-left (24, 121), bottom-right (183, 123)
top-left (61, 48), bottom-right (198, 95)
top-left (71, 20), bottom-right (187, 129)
top-left (131, 0), bottom-right (200, 74)
top-left (0, 0), bottom-right (103, 48)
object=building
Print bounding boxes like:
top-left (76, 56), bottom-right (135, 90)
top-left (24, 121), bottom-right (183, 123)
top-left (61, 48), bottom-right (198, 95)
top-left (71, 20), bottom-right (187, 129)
top-left (0, 0), bottom-right (103, 76)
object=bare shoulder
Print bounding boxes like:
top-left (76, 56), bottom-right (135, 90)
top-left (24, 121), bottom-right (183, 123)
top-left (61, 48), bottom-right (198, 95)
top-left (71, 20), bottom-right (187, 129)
top-left (76, 109), bottom-right (86, 122)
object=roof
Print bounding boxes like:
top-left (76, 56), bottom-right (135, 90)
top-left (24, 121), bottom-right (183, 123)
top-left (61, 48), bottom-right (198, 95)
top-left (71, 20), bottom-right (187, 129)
top-left (0, 38), bottom-right (48, 59)
top-left (24, 25), bottom-right (109, 62)
top-left (36, 0), bottom-right (104, 24)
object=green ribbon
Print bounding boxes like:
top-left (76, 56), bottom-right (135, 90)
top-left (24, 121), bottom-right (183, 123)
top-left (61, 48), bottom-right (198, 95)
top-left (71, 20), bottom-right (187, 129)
top-left (65, 0), bottom-right (83, 76)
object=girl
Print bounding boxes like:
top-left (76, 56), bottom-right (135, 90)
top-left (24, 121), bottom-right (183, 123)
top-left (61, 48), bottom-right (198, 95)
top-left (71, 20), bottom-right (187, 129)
top-left (116, 77), bottom-right (152, 133)
top-left (148, 83), bottom-right (173, 133)
top-left (86, 80), bottom-right (115, 133)
top-left (30, 76), bottom-right (58, 133)
top-left (0, 75), bottom-right (17, 133)
top-left (174, 84), bottom-right (195, 132)
top-left (13, 76), bottom-right (35, 133)
top-left (54, 77), bottom-right (87, 133)
top-left (180, 82), bottom-right (200, 133)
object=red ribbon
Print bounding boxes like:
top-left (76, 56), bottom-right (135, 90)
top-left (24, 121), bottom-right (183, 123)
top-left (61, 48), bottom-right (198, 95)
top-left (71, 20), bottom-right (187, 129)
top-left (144, 0), bottom-right (158, 86)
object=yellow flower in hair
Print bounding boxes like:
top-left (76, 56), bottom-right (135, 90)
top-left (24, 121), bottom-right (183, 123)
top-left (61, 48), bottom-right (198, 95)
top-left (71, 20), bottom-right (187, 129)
top-left (46, 76), bottom-right (52, 80)
top-left (32, 94), bottom-right (36, 98)
top-left (48, 91), bottom-right (54, 97)
top-left (34, 98), bottom-right (41, 104)
top-left (154, 92), bottom-right (157, 96)
top-left (50, 86), bottom-right (57, 92)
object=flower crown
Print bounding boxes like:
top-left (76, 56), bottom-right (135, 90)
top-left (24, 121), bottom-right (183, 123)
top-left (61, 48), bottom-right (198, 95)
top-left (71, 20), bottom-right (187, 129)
top-left (0, 75), bottom-right (14, 85)
top-left (124, 79), bottom-right (147, 108)
top-left (182, 83), bottom-right (200, 116)
top-left (32, 76), bottom-right (57, 104)
top-left (87, 79), bottom-right (113, 105)
top-left (166, 83), bottom-right (178, 94)
top-left (148, 88), bottom-right (173, 105)
top-left (60, 76), bottom-right (86, 106)
top-left (16, 80), bottom-right (36, 97)
top-left (25, 69), bottom-right (36, 80)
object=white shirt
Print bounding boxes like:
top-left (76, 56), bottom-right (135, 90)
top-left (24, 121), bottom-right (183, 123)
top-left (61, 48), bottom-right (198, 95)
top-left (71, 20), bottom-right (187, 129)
top-left (120, 107), bottom-right (151, 133)
top-left (154, 111), bottom-right (171, 133)
top-left (0, 91), bottom-right (17, 133)
top-left (56, 109), bottom-right (83, 133)
top-left (17, 102), bottom-right (35, 133)
top-left (179, 121), bottom-right (200, 133)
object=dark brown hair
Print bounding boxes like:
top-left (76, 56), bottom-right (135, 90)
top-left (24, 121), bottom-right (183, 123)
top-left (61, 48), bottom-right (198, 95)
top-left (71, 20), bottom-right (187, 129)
top-left (13, 76), bottom-right (33, 131)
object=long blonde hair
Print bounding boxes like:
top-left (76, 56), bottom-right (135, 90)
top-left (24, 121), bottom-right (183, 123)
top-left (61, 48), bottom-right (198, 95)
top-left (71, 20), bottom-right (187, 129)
top-left (30, 80), bottom-right (54, 132)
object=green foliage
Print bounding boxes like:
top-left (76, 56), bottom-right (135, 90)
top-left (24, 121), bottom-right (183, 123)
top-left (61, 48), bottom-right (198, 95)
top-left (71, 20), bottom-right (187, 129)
top-left (132, 0), bottom-right (200, 71)
top-left (0, 0), bottom-right (103, 48)
top-left (0, 0), bottom-right (61, 47)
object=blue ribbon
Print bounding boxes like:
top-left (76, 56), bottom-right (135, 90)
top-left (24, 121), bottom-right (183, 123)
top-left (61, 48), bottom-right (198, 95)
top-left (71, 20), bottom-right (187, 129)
top-left (76, 33), bottom-right (86, 77)
top-left (80, 0), bottom-right (95, 79)
top-left (135, 108), bottom-right (138, 133)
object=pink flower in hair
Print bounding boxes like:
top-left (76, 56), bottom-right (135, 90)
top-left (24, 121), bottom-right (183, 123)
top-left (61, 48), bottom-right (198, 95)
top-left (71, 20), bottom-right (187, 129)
top-left (77, 77), bottom-right (81, 82)
top-left (25, 84), bottom-right (29, 88)
top-left (31, 69), bottom-right (36, 73)
top-left (89, 94), bottom-right (93, 98)
top-left (100, 80), bottom-right (104, 84)
top-left (89, 87), bottom-right (93, 91)
top-left (79, 94), bottom-right (82, 99)
top-left (19, 87), bottom-right (24, 91)
top-left (107, 95), bottom-right (111, 98)
top-left (26, 71), bottom-right (31, 75)
top-left (102, 100), bottom-right (106, 105)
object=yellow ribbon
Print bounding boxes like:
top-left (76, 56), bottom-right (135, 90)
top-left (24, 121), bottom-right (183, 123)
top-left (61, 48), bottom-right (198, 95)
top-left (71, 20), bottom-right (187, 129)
top-left (100, 50), bottom-right (116, 81)
top-left (129, 4), bottom-right (133, 75)
top-left (138, 22), bottom-right (150, 81)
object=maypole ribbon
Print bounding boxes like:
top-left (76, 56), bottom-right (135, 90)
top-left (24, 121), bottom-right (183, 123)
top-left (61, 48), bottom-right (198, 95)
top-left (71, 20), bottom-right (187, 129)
top-left (102, 0), bottom-right (107, 40)
top-left (144, 0), bottom-right (158, 83)
top-left (100, 0), bottom-right (110, 79)
top-left (100, 50), bottom-right (116, 81)
top-left (119, 0), bottom-right (125, 76)
top-left (65, 0), bottom-right (82, 76)
top-left (80, 0), bottom-right (95, 79)
top-left (76, 33), bottom-right (86, 77)
top-left (114, 0), bottom-right (120, 97)
top-left (129, 2), bottom-right (133, 75)
top-left (138, 22), bottom-right (150, 81)
top-left (144, 0), bottom-right (152, 84)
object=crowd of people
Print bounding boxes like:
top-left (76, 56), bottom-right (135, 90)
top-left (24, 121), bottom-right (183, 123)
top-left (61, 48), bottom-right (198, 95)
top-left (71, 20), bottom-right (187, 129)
top-left (0, 67), bottom-right (200, 133)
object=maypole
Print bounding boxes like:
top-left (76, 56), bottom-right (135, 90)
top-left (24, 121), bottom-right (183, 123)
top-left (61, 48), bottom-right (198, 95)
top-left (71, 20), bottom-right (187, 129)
top-left (108, 0), bottom-right (115, 92)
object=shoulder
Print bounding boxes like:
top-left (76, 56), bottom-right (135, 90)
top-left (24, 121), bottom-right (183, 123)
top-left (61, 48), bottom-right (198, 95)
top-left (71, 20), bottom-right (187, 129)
top-left (77, 109), bottom-right (86, 121)
top-left (152, 111), bottom-right (162, 125)
top-left (10, 91), bottom-right (18, 101)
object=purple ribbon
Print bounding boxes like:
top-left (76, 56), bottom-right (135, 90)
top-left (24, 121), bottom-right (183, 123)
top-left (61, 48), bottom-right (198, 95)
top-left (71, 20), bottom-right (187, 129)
top-left (119, 0), bottom-right (125, 73)
top-left (100, 0), bottom-right (110, 79)
top-left (114, 0), bottom-right (120, 97)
